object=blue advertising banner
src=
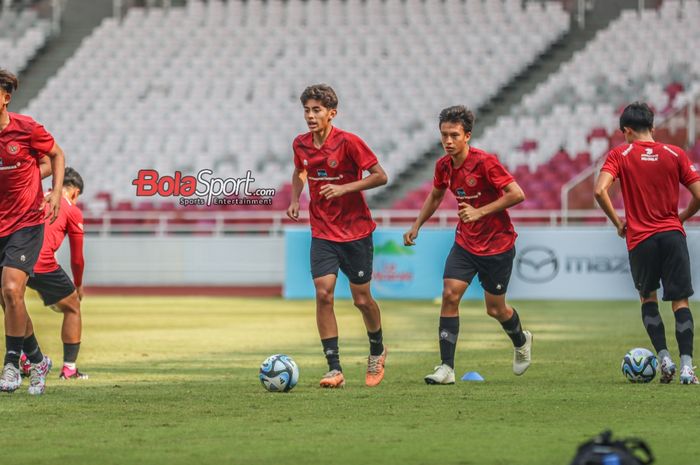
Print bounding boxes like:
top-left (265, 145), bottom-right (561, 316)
top-left (284, 228), bottom-right (484, 300)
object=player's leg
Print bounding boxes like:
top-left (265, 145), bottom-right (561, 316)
top-left (310, 237), bottom-right (344, 388)
top-left (628, 235), bottom-right (673, 382)
top-left (478, 248), bottom-right (531, 375)
top-left (425, 243), bottom-right (475, 385)
top-left (339, 235), bottom-right (387, 386)
top-left (658, 231), bottom-right (696, 384)
top-left (1, 266), bottom-right (32, 392)
top-left (54, 291), bottom-right (88, 379)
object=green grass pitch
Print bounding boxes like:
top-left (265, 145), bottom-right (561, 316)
top-left (3, 294), bottom-right (699, 464)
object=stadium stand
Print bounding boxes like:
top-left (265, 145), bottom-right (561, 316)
top-left (397, 0), bottom-right (700, 211)
top-left (23, 0), bottom-right (570, 213)
top-left (0, 6), bottom-right (51, 73)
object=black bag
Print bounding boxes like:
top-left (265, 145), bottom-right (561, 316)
top-left (569, 430), bottom-right (654, 465)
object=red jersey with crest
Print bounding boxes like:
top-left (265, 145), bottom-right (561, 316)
top-left (34, 195), bottom-right (85, 286)
top-left (601, 140), bottom-right (700, 251)
top-left (433, 147), bottom-right (517, 256)
top-left (0, 112), bottom-right (55, 237)
top-left (293, 127), bottom-right (378, 242)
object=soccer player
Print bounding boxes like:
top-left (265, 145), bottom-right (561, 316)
top-left (403, 105), bottom-right (532, 384)
top-left (20, 167), bottom-right (87, 380)
top-left (0, 68), bottom-right (65, 394)
top-left (595, 102), bottom-right (700, 385)
top-left (286, 84), bottom-right (389, 388)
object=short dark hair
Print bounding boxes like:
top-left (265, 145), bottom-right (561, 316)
top-left (439, 105), bottom-right (475, 133)
top-left (619, 102), bottom-right (654, 132)
top-left (300, 84), bottom-right (338, 109)
top-left (0, 68), bottom-right (18, 94)
top-left (64, 167), bottom-right (84, 194)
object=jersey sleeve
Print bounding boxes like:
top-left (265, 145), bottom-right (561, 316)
top-left (433, 159), bottom-right (449, 190)
top-left (292, 139), bottom-right (305, 170)
top-left (346, 134), bottom-right (379, 171)
top-left (67, 207), bottom-right (85, 287)
top-left (600, 149), bottom-right (620, 179)
top-left (678, 148), bottom-right (700, 187)
top-left (30, 122), bottom-right (55, 155)
top-left (485, 156), bottom-right (515, 190)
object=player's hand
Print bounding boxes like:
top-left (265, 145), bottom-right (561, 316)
top-left (41, 190), bottom-right (61, 224)
top-left (458, 203), bottom-right (484, 223)
top-left (403, 227), bottom-right (419, 246)
top-left (679, 209), bottom-right (689, 223)
top-left (76, 285), bottom-right (84, 301)
top-left (286, 202), bottom-right (300, 222)
top-left (319, 184), bottom-right (348, 199)
top-left (616, 221), bottom-right (627, 238)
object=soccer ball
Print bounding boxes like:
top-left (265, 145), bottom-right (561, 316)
top-left (259, 354), bottom-right (299, 392)
top-left (621, 348), bottom-right (657, 383)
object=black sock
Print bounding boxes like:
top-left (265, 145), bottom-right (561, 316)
top-left (321, 337), bottom-right (342, 372)
top-left (63, 342), bottom-right (81, 364)
top-left (22, 333), bottom-right (44, 364)
top-left (500, 308), bottom-right (527, 347)
top-left (641, 301), bottom-right (668, 353)
top-left (439, 316), bottom-right (459, 368)
top-left (4, 335), bottom-right (24, 368)
top-left (367, 329), bottom-right (384, 356)
top-left (674, 308), bottom-right (694, 357)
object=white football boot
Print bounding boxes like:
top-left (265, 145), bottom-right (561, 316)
top-left (679, 365), bottom-right (699, 385)
top-left (424, 364), bottom-right (455, 385)
top-left (659, 356), bottom-right (676, 384)
top-left (513, 331), bottom-right (533, 376)
top-left (0, 363), bottom-right (22, 393)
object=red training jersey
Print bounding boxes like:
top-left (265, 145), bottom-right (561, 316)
top-left (601, 140), bottom-right (700, 251)
top-left (0, 112), bottom-right (55, 237)
top-left (34, 195), bottom-right (85, 286)
top-left (433, 147), bottom-right (517, 256)
top-left (293, 127), bottom-right (378, 242)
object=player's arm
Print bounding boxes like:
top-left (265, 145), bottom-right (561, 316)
top-left (403, 187), bottom-right (446, 246)
top-left (38, 155), bottom-right (52, 179)
top-left (458, 181), bottom-right (525, 223)
top-left (40, 142), bottom-right (65, 223)
top-left (319, 163), bottom-right (388, 199)
top-left (679, 181), bottom-right (700, 223)
top-left (286, 167), bottom-right (307, 222)
top-left (594, 171), bottom-right (626, 237)
top-left (67, 215), bottom-right (85, 300)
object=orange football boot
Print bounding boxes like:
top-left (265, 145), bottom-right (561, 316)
top-left (365, 347), bottom-right (387, 387)
top-left (319, 369), bottom-right (345, 388)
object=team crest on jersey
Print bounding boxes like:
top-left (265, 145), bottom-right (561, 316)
top-left (6, 142), bottom-right (19, 155)
top-left (466, 177), bottom-right (477, 187)
top-left (456, 188), bottom-right (467, 197)
top-left (316, 169), bottom-right (328, 178)
top-left (327, 159), bottom-right (338, 168)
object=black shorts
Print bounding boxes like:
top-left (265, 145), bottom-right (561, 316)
top-left (310, 235), bottom-right (373, 285)
top-left (628, 230), bottom-right (694, 301)
top-left (27, 266), bottom-right (76, 306)
top-left (443, 243), bottom-right (515, 295)
top-left (0, 224), bottom-right (44, 276)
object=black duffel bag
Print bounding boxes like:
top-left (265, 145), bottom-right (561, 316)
top-left (569, 430), bottom-right (654, 465)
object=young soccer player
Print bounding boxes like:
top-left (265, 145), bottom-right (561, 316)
top-left (595, 102), bottom-right (700, 384)
top-left (0, 68), bottom-right (65, 394)
top-left (286, 84), bottom-right (389, 388)
top-left (20, 167), bottom-right (87, 380)
top-left (403, 105), bottom-right (532, 384)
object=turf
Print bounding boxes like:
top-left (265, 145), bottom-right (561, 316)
top-left (2, 295), bottom-right (698, 464)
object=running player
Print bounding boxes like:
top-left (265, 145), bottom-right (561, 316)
top-left (21, 167), bottom-right (87, 380)
top-left (0, 68), bottom-right (65, 395)
top-left (403, 105), bottom-right (532, 384)
top-left (286, 84), bottom-right (389, 388)
top-left (595, 102), bottom-right (700, 384)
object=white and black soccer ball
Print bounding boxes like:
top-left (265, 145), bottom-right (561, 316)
top-left (259, 354), bottom-right (299, 392)
top-left (621, 348), bottom-right (657, 383)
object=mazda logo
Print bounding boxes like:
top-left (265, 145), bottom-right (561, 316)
top-left (516, 247), bottom-right (559, 283)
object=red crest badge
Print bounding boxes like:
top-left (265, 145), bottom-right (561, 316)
top-left (467, 177), bottom-right (477, 187)
top-left (6, 142), bottom-right (19, 155)
top-left (328, 159), bottom-right (338, 168)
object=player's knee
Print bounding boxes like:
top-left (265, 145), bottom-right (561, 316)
top-left (1, 283), bottom-right (24, 308)
top-left (486, 304), bottom-right (506, 319)
top-left (353, 294), bottom-right (373, 313)
top-left (442, 288), bottom-right (461, 307)
top-left (315, 288), bottom-right (334, 307)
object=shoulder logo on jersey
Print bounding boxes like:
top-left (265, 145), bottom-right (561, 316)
top-left (691, 165), bottom-right (698, 172)
top-left (6, 142), bottom-right (19, 155)
top-left (327, 159), bottom-right (338, 168)
top-left (317, 169), bottom-right (328, 178)
top-left (303, 159), bottom-right (308, 166)
top-left (641, 148), bottom-right (658, 162)
top-left (466, 177), bottom-right (477, 187)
